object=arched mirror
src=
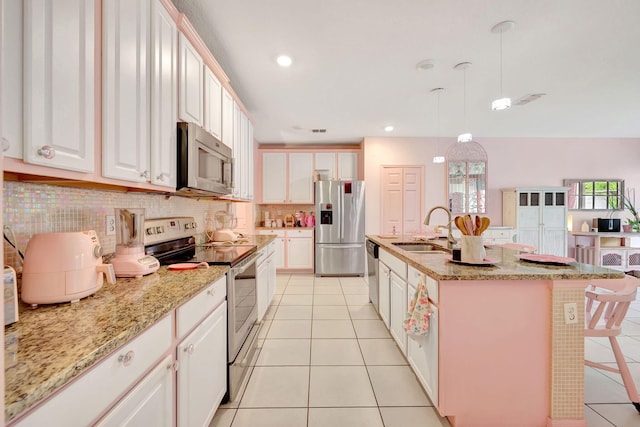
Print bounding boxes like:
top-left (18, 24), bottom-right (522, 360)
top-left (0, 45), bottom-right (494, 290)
top-left (446, 141), bottom-right (487, 214)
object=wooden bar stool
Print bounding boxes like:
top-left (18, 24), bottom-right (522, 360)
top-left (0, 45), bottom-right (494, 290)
top-left (585, 276), bottom-right (640, 413)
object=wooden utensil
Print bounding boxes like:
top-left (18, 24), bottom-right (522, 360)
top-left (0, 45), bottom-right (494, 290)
top-left (455, 216), bottom-right (467, 235)
top-left (464, 215), bottom-right (475, 237)
top-left (475, 216), bottom-right (481, 236)
top-left (479, 217), bottom-right (491, 234)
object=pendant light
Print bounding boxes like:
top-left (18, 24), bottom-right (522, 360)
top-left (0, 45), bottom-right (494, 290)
top-left (431, 87), bottom-right (445, 163)
top-left (454, 62), bottom-right (472, 143)
top-left (491, 20), bottom-right (515, 111)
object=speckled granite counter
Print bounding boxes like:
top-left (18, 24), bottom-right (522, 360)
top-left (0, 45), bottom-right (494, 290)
top-left (4, 234), bottom-right (275, 422)
top-left (367, 234), bottom-right (624, 280)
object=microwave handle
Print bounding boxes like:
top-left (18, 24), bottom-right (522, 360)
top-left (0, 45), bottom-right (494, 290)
top-left (227, 157), bottom-right (234, 190)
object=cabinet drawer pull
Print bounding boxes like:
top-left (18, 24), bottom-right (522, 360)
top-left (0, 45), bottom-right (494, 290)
top-left (206, 288), bottom-right (216, 296)
top-left (37, 145), bottom-right (56, 159)
top-left (118, 350), bottom-right (135, 367)
top-left (184, 344), bottom-right (195, 354)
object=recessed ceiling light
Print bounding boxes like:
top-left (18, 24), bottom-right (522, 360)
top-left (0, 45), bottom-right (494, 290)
top-left (384, 125), bottom-right (394, 132)
top-left (276, 55), bottom-right (292, 67)
top-left (416, 59), bottom-right (435, 71)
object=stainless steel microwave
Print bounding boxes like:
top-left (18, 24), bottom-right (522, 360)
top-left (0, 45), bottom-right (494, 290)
top-left (176, 122), bottom-right (233, 197)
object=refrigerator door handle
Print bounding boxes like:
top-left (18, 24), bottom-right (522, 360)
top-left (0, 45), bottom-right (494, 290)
top-left (339, 184), bottom-right (344, 241)
top-left (317, 244), bottom-right (363, 249)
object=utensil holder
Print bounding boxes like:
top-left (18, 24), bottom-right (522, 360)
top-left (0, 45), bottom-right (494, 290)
top-left (461, 235), bottom-right (485, 263)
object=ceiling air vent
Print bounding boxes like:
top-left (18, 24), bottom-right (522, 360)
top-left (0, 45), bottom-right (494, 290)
top-left (311, 129), bottom-right (327, 133)
top-left (513, 93), bottom-right (546, 106)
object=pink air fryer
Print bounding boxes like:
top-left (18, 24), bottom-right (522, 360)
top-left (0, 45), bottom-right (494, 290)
top-left (21, 231), bottom-right (116, 306)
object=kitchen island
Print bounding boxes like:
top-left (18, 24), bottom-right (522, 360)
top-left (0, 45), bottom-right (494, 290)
top-left (367, 234), bottom-right (625, 427)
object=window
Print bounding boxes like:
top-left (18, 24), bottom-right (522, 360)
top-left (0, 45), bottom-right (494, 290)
top-left (447, 141), bottom-right (487, 214)
top-left (564, 179), bottom-right (624, 211)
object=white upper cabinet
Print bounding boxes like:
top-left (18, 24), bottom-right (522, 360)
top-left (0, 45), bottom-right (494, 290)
top-left (149, 0), bottom-right (177, 188)
top-left (23, 0), bottom-right (95, 172)
top-left (288, 152), bottom-right (313, 203)
top-left (178, 33), bottom-right (203, 126)
top-left (314, 153), bottom-right (335, 180)
top-left (102, 0), bottom-right (150, 183)
top-left (262, 152), bottom-right (287, 203)
top-left (221, 88), bottom-right (234, 149)
top-left (338, 152), bottom-right (358, 180)
top-left (1, 0), bottom-right (23, 159)
top-left (203, 66), bottom-right (222, 140)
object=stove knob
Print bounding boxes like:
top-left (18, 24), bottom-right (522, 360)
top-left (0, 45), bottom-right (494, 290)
top-left (93, 245), bottom-right (103, 258)
top-left (146, 227), bottom-right (155, 235)
top-left (184, 223), bottom-right (191, 230)
top-left (156, 226), bottom-right (163, 234)
top-left (191, 222), bottom-right (197, 230)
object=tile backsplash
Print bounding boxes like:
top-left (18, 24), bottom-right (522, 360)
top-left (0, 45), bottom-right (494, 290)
top-left (3, 181), bottom-right (232, 271)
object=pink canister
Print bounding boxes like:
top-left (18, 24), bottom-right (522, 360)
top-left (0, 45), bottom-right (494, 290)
top-left (305, 212), bottom-right (315, 227)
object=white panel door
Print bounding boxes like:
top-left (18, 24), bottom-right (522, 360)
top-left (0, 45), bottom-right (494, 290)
top-left (337, 152), bottom-right (358, 180)
top-left (102, 0), bottom-right (150, 182)
top-left (24, 0), bottom-right (95, 172)
top-left (382, 167), bottom-right (403, 235)
top-left (221, 88), bottom-right (234, 148)
top-left (96, 356), bottom-right (173, 427)
top-left (262, 152), bottom-right (286, 203)
top-left (178, 33), bottom-right (203, 125)
top-left (288, 153), bottom-right (313, 203)
top-left (177, 302), bottom-right (227, 427)
top-left (203, 66), bottom-right (222, 140)
top-left (315, 152), bottom-right (336, 180)
top-left (403, 167), bottom-right (422, 235)
top-left (246, 119), bottom-right (254, 200)
top-left (275, 237), bottom-right (286, 269)
top-left (149, 0), bottom-right (177, 188)
top-left (240, 112), bottom-right (249, 199)
top-left (1, 0), bottom-right (23, 159)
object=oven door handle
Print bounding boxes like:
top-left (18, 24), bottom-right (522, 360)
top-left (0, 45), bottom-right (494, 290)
top-left (230, 253), bottom-right (258, 275)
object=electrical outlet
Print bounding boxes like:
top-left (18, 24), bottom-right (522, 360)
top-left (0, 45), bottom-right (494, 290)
top-left (106, 215), bottom-right (116, 236)
top-left (564, 302), bottom-right (578, 325)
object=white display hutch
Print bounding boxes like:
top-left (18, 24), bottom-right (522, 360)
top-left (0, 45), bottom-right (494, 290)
top-left (570, 232), bottom-right (640, 272)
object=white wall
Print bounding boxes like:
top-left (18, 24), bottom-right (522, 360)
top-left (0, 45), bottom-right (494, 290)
top-left (364, 136), bottom-right (640, 234)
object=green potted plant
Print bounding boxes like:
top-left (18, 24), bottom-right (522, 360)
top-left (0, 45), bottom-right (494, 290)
top-left (624, 189), bottom-right (640, 232)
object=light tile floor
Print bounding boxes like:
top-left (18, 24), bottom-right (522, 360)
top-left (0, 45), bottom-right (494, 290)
top-left (210, 273), bottom-right (640, 427)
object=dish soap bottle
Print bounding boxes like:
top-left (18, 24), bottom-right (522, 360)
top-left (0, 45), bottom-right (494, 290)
top-left (581, 221), bottom-right (589, 232)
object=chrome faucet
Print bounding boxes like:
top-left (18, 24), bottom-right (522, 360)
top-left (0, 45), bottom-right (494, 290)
top-left (424, 206), bottom-right (457, 247)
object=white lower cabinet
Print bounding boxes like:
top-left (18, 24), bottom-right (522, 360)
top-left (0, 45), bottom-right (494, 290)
top-left (259, 230), bottom-right (312, 271)
top-left (389, 270), bottom-right (408, 356)
top-left (96, 355), bottom-right (174, 427)
top-left (378, 260), bottom-right (391, 328)
top-left (256, 242), bottom-right (278, 320)
top-left (14, 315), bottom-right (172, 427)
top-left (177, 301), bottom-right (227, 427)
top-left (287, 229), bottom-right (314, 269)
top-left (406, 268), bottom-right (439, 407)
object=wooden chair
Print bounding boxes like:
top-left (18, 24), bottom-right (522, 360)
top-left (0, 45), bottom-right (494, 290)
top-left (585, 276), bottom-right (640, 413)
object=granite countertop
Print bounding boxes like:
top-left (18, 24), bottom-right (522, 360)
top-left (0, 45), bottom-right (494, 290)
top-left (4, 235), bottom-right (274, 422)
top-left (367, 234), bottom-right (625, 281)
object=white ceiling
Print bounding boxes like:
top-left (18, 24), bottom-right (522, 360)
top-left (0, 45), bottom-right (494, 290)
top-left (173, 0), bottom-right (640, 144)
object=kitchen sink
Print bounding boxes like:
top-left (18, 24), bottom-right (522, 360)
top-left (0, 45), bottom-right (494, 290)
top-left (391, 242), bottom-right (449, 254)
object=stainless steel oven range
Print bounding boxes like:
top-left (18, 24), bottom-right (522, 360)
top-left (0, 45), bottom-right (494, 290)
top-left (144, 216), bottom-right (260, 403)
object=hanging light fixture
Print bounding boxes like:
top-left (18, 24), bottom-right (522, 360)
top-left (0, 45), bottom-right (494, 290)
top-left (431, 87), bottom-right (445, 163)
top-left (454, 62), bottom-right (473, 143)
top-left (491, 20), bottom-right (515, 111)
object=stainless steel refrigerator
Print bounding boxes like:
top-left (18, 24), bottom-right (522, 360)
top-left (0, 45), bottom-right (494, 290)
top-left (315, 180), bottom-right (365, 276)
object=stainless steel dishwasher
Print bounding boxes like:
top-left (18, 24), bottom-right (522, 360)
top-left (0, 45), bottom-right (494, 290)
top-left (366, 239), bottom-right (380, 311)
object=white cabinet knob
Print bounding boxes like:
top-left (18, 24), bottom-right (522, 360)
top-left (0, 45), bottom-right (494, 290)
top-left (184, 344), bottom-right (195, 354)
top-left (206, 288), bottom-right (216, 296)
top-left (37, 145), bottom-right (56, 159)
top-left (139, 170), bottom-right (150, 180)
top-left (156, 172), bottom-right (169, 181)
top-left (118, 350), bottom-right (135, 367)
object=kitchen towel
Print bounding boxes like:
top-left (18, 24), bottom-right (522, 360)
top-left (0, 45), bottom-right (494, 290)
top-left (404, 276), bottom-right (432, 335)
